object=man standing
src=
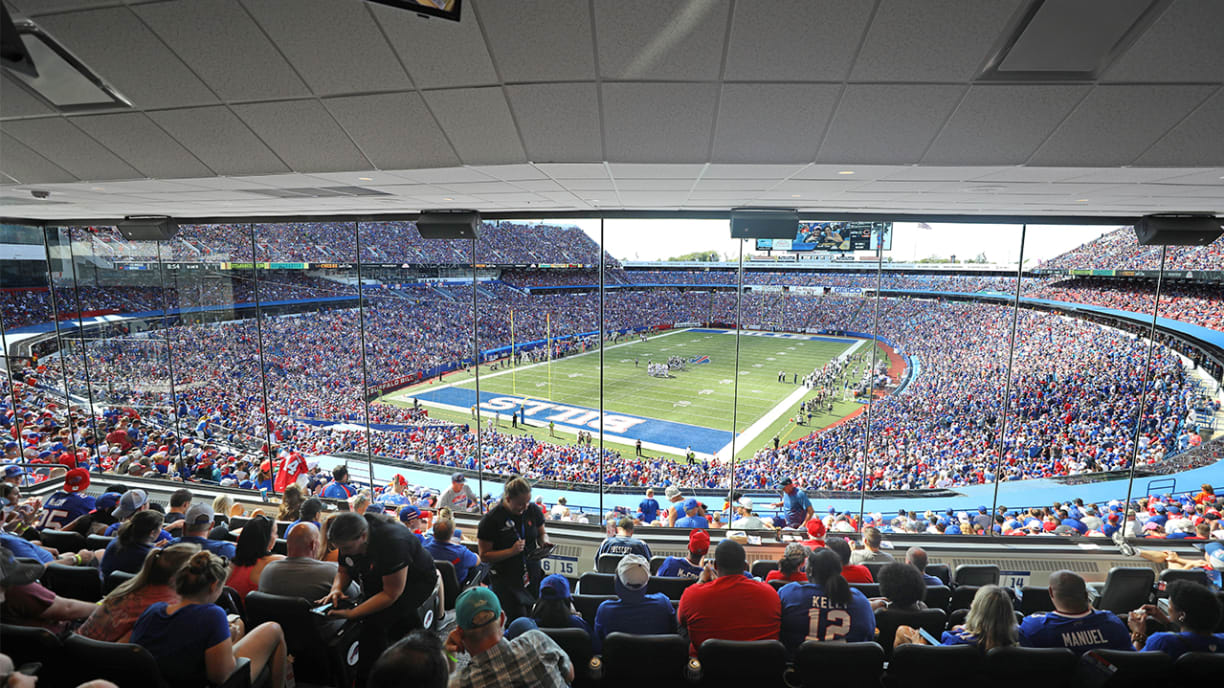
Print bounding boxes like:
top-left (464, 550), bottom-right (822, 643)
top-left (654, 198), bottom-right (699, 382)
top-left (677, 540), bottom-right (781, 655)
top-left (672, 499), bottom-right (710, 529)
top-left (637, 488), bottom-right (660, 524)
top-left (1019, 570), bottom-right (1132, 653)
top-left (771, 478), bottom-right (813, 530)
top-left (439, 473), bottom-right (478, 512)
top-left (595, 518), bottom-right (652, 565)
top-left (662, 486), bottom-right (685, 523)
top-left (260, 522), bottom-right (358, 601)
top-left (635, 439), bottom-right (643, 457)
top-left (445, 587), bottom-right (573, 688)
top-left (477, 478), bottom-right (551, 620)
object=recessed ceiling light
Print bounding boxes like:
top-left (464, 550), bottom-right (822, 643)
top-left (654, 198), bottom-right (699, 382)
top-left (358, 177), bottom-right (373, 182)
top-left (1075, 198), bottom-right (1089, 202)
top-left (790, 194), bottom-right (801, 198)
top-left (442, 197), bottom-right (454, 201)
top-left (837, 170), bottom-right (855, 175)
top-left (90, 186), bottom-right (104, 191)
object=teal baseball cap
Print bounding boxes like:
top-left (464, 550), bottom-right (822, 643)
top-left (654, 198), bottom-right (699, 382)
top-left (455, 587), bottom-right (502, 630)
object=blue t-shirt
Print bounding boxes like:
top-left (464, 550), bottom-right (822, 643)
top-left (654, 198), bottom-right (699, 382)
top-left (0, 532), bottom-right (53, 564)
top-left (172, 535), bottom-right (236, 559)
top-left (657, 556), bottom-right (703, 579)
top-left (595, 536), bottom-right (652, 563)
top-left (782, 490), bottom-right (812, 528)
top-left (941, 627), bottom-right (983, 647)
top-left (778, 582), bottom-right (875, 652)
top-left (674, 515), bottom-right (710, 529)
top-left (104, 520), bottom-right (173, 544)
top-left (1142, 631), bottom-right (1224, 660)
top-left (593, 591), bottom-right (676, 653)
top-left (321, 481), bottom-right (355, 500)
top-left (1019, 610), bottom-right (1132, 654)
top-left (637, 498), bottom-right (660, 524)
top-left (423, 537), bottom-right (479, 583)
top-left (38, 492), bottom-right (96, 530)
top-left (132, 602), bottom-right (231, 686)
top-left (100, 540), bottom-right (154, 578)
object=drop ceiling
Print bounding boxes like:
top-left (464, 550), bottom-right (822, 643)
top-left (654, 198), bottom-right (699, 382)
top-left (1, 0), bottom-right (1222, 220)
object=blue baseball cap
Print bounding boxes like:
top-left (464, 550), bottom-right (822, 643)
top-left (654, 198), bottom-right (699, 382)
top-left (92, 492), bottom-right (122, 514)
top-left (398, 505), bottom-right (421, 522)
top-left (682, 498), bottom-right (698, 513)
top-left (539, 574), bottom-right (572, 600)
top-left (2, 465), bottom-right (24, 478)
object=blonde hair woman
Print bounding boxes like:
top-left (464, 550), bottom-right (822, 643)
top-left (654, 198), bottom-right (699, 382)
top-left (896, 584), bottom-right (1017, 650)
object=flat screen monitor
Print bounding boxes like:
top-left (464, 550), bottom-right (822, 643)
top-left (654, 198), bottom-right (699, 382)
top-left (366, 0), bottom-right (461, 22)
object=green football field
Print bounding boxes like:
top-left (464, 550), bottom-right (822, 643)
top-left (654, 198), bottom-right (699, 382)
top-left (392, 329), bottom-right (875, 458)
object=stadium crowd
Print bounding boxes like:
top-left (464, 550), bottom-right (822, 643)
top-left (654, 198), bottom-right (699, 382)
top-left (1037, 226), bottom-right (1224, 271)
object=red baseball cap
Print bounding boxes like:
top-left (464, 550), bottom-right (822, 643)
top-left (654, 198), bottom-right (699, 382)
top-left (63, 467), bottom-right (90, 493)
top-left (688, 529), bottom-right (710, 554)
top-left (806, 518), bottom-right (827, 538)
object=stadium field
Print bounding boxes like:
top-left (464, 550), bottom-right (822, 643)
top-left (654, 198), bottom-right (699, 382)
top-left (392, 329), bottom-right (874, 459)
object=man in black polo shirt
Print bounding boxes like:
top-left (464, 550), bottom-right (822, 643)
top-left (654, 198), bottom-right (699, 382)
top-left (321, 511), bottom-right (440, 681)
top-left (477, 476), bottom-right (552, 620)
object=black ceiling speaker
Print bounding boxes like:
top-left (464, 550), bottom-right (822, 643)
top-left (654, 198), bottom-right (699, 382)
top-left (1134, 214), bottom-right (1222, 247)
top-left (1, 4), bottom-right (37, 77)
top-left (730, 207), bottom-right (800, 239)
top-left (416, 209), bottom-right (480, 239)
top-left (116, 216), bottom-right (179, 241)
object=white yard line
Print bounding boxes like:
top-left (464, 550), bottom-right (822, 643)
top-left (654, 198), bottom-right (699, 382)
top-left (716, 338), bottom-right (867, 460)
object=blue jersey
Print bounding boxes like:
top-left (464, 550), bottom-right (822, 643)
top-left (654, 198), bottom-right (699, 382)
top-left (657, 556), bottom-right (703, 579)
top-left (674, 515), bottom-right (709, 529)
top-left (778, 582), bottom-right (875, 652)
top-left (321, 481), bottom-right (355, 500)
top-left (1019, 610), bottom-right (1132, 654)
top-left (1142, 631), bottom-right (1224, 660)
top-left (104, 520), bottom-right (173, 544)
top-left (596, 536), bottom-right (652, 563)
top-left (638, 498), bottom-right (660, 523)
top-left (38, 492), bottom-right (95, 530)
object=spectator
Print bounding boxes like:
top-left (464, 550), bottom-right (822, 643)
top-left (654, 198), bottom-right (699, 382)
top-left (259, 522), bottom-right (357, 601)
top-left (549, 497), bottom-right (571, 521)
top-left (368, 629), bottom-right (449, 688)
top-left (677, 539), bottom-right (780, 655)
top-left (131, 550), bottom-right (288, 687)
top-left (227, 515), bottom-right (284, 599)
top-left (322, 466), bottom-right (356, 500)
top-left (351, 492), bottom-right (371, 516)
top-left (103, 490), bottom-right (170, 544)
top-left (276, 484), bottom-right (305, 522)
top-left (505, 574), bottom-right (587, 638)
top-left (637, 488), bottom-right (660, 524)
top-left (80, 543), bottom-right (199, 643)
top-left (100, 510), bottom-right (165, 578)
top-left (900, 585), bottom-right (1018, 650)
top-left (423, 516), bottom-right (479, 585)
top-left (658, 529), bottom-right (710, 578)
top-left (60, 492), bottom-right (122, 536)
top-left (1019, 570), bottom-right (1130, 653)
top-left (208, 494), bottom-right (237, 542)
top-left (1129, 580), bottom-right (1224, 658)
top-left (800, 518), bottom-right (827, 549)
top-left (288, 497), bottom-right (326, 534)
top-left (731, 498), bottom-right (769, 530)
top-left (172, 504), bottom-right (237, 558)
top-left (672, 499), bottom-right (710, 529)
top-left (770, 478), bottom-right (813, 529)
top-left (444, 586), bottom-right (574, 688)
top-left (398, 505), bottom-right (426, 537)
top-left (779, 548), bottom-right (875, 652)
top-left (36, 468), bottom-right (94, 530)
top-left (849, 526), bottom-right (895, 565)
top-left (477, 477), bottom-right (551, 620)
top-left (872, 562), bottom-right (927, 612)
top-left (438, 473), bottom-right (478, 512)
top-left (163, 488), bottom-right (193, 532)
top-left (766, 544), bottom-right (809, 584)
top-left (0, 547), bottom-right (95, 633)
top-left (906, 547), bottom-right (944, 587)
top-left (826, 537), bottom-right (873, 583)
top-left (593, 554), bottom-right (677, 652)
top-left (662, 486), bottom-right (685, 523)
top-left (595, 517), bottom-right (652, 565)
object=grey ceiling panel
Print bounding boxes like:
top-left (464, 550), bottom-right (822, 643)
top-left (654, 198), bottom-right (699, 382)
top-left (3, 0), bottom-right (124, 16)
top-left (712, 83), bottom-right (839, 163)
top-left (0, 133), bottom-right (77, 183)
top-left (422, 87), bottom-right (527, 164)
top-left (473, 0), bottom-right (595, 82)
top-left (1136, 89), bottom-right (1224, 166)
top-left (232, 100), bottom-right (371, 172)
top-left (36, 7), bottom-right (218, 108)
top-left (149, 106), bottom-right (289, 175)
top-left (1104, 1), bottom-right (1224, 83)
top-left (1030, 85), bottom-right (1216, 166)
top-left (505, 83), bottom-right (602, 163)
top-left (70, 112), bottom-right (214, 178)
top-left (0, 75), bottom-right (56, 118)
top-left (724, 0), bottom-right (873, 81)
top-left (603, 83), bottom-right (718, 163)
top-left (370, 2), bottom-right (498, 89)
top-left (817, 84), bottom-right (965, 164)
top-left (3, 117), bottom-right (141, 180)
top-left (135, 0), bottom-right (310, 101)
top-left (324, 92), bottom-right (460, 169)
top-left (851, 0), bottom-right (1025, 81)
top-left (595, 0), bottom-right (731, 80)
top-left (240, 0), bottom-right (410, 95)
top-left (923, 85), bottom-right (1090, 165)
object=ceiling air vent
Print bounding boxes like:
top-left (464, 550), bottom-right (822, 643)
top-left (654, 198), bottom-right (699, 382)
top-left (978, 0), bottom-right (1170, 81)
top-left (1, 7), bottom-right (131, 111)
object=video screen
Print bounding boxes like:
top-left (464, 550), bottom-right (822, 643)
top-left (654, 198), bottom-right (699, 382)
top-left (758, 221), bottom-right (892, 252)
top-left (366, 0), bottom-right (461, 22)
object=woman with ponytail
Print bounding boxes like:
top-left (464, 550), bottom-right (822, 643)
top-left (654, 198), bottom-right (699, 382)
top-left (131, 550), bottom-right (289, 687)
top-left (99, 509), bottom-right (165, 578)
top-left (778, 547), bottom-right (876, 653)
top-left (80, 542), bottom-right (198, 643)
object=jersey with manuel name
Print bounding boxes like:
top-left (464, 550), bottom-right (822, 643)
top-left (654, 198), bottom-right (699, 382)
top-left (778, 581), bottom-right (875, 652)
top-left (1019, 609), bottom-right (1132, 654)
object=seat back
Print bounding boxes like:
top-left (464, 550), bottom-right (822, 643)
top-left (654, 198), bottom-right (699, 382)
top-left (954, 564), bottom-right (999, 587)
top-left (229, 516), bottom-right (250, 531)
top-left (1, 624), bottom-right (67, 686)
top-left (577, 571), bottom-right (615, 595)
top-left (40, 562), bottom-right (102, 602)
top-left (1156, 568), bottom-right (1210, 595)
top-left (541, 628), bottom-right (594, 687)
top-left (38, 528), bottom-right (85, 554)
top-left (863, 561), bottom-right (887, 581)
top-left (85, 534), bottom-right (116, 551)
top-left (647, 575), bottom-right (695, 601)
top-left (1095, 567), bottom-right (1155, 613)
top-left (572, 594), bottom-right (616, 626)
top-left (924, 585), bottom-right (951, 612)
top-left (750, 560), bottom-right (779, 580)
top-left (103, 570), bottom-right (136, 595)
top-left (768, 579), bottom-right (789, 591)
top-left (949, 585), bottom-right (980, 613)
top-left (793, 640), bottom-right (884, 688)
top-left (985, 646), bottom-right (1077, 688)
top-left (217, 585), bottom-right (246, 621)
top-left (851, 583), bottom-right (880, 599)
top-left (874, 608), bottom-right (947, 655)
top-left (697, 638), bottom-right (788, 687)
top-left (924, 564), bottom-right (951, 586)
top-left (434, 559), bottom-right (460, 610)
top-left (887, 644), bottom-right (983, 688)
top-left (1075, 648), bottom-right (1171, 688)
top-left (1173, 652), bottom-right (1224, 683)
top-left (596, 553), bottom-right (624, 574)
top-left (649, 555), bottom-right (668, 574)
top-left (1019, 586), bottom-right (1055, 616)
top-left (63, 633), bottom-right (168, 688)
top-left (271, 538), bottom-right (287, 556)
top-left (602, 633), bottom-right (690, 682)
top-left (246, 590), bottom-right (360, 688)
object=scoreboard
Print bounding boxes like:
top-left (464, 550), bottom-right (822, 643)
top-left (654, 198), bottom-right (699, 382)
top-left (757, 221), bottom-right (892, 253)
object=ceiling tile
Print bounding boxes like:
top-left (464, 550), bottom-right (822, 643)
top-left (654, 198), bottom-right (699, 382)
top-left (149, 106), bottom-right (289, 176)
top-left (1136, 89), bottom-right (1224, 166)
top-left (70, 112), bottom-right (214, 179)
top-left (595, 0), bottom-right (730, 80)
top-left (136, 0), bottom-right (309, 101)
top-left (851, 0), bottom-right (1024, 81)
top-left (535, 163), bottom-right (608, 179)
top-left (2, 1), bottom-right (122, 16)
top-left (1104, 1), bottom-right (1224, 83)
top-left (881, 166), bottom-right (1011, 181)
top-left (241, 0), bottom-right (410, 95)
top-left (603, 83), bottom-right (718, 163)
top-left (325, 92), bottom-right (459, 169)
top-left (232, 100), bottom-right (371, 172)
top-left (712, 83), bottom-right (839, 163)
top-left (385, 167), bottom-right (496, 183)
top-left (0, 133), bottom-right (77, 184)
top-left (923, 85), bottom-right (1090, 165)
top-left (36, 7), bottom-right (217, 108)
top-left (817, 85), bottom-right (965, 164)
top-left (469, 165), bottom-right (548, 181)
top-left (473, 0), bottom-right (595, 82)
top-left (704, 164), bottom-right (805, 179)
top-left (0, 75), bottom-right (56, 118)
top-left (724, 0), bottom-right (872, 81)
top-left (422, 87), bottom-right (527, 164)
top-left (3, 117), bottom-right (141, 180)
top-left (370, 2), bottom-right (498, 89)
top-left (505, 83), bottom-right (601, 163)
top-left (1030, 85), bottom-right (1216, 166)
top-left (608, 164), bottom-right (707, 179)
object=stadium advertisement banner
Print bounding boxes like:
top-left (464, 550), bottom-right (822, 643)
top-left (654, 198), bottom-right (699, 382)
top-left (220, 262), bottom-right (310, 270)
top-left (751, 285), bottom-right (783, 293)
top-left (789, 285), bottom-right (823, 295)
top-left (832, 286), bottom-right (864, 296)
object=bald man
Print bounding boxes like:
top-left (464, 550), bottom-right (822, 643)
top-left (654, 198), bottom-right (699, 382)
top-left (1018, 570), bottom-right (1131, 654)
top-left (258, 523), bottom-right (358, 601)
